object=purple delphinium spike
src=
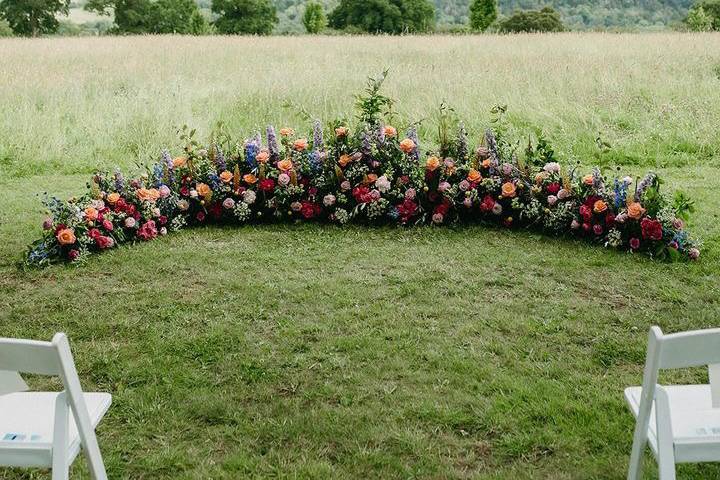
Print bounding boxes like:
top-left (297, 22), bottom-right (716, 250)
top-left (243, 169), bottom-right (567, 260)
top-left (254, 132), bottom-right (262, 148)
top-left (484, 129), bottom-right (499, 166)
top-left (456, 123), bottom-right (468, 163)
top-left (376, 122), bottom-right (386, 146)
top-left (635, 172), bottom-right (657, 201)
top-left (361, 129), bottom-right (372, 157)
top-left (407, 126), bottom-right (420, 161)
top-left (267, 125), bottom-right (280, 163)
top-left (313, 120), bottom-right (324, 151)
top-left (215, 145), bottom-right (226, 171)
top-left (592, 167), bottom-right (605, 192)
top-left (162, 149), bottom-right (173, 169)
top-left (114, 168), bottom-right (125, 192)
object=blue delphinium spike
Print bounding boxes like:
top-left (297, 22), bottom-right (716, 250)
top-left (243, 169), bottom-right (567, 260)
top-left (152, 162), bottom-right (164, 187)
top-left (245, 138), bottom-right (259, 170)
top-left (267, 126), bottom-right (279, 163)
top-left (313, 120), bottom-right (324, 151)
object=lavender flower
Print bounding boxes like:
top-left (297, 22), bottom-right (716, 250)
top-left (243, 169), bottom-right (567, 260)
top-left (456, 123), bottom-right (468, 163)
top-left (267, 125), bottom-right (280, 163)
top-left (592, 167), bottom-right (605, 192)
top-left (114, 169), bottom-right (125, 192)
top-left (160, 150), bottom-right (174, 186)
top-left (361, 129), bottom-right (372, 157)
top-left (635, 172), bottom-right (657, 201)
top-left (376, 122), bottom-right (386, 146)
top-left (215, 145), bottom-right (226, 171)
top-left (313, 120), bottom-right (324, 151)
top-left (484, 129), bottom-right (499, 173)
top-left (407, 126), bottom-right (420, 161)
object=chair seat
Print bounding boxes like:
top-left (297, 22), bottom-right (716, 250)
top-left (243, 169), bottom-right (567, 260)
top-left (625, 385), bottom-right (720, 463)
top-left (0, 391), bottom-right (111, 468)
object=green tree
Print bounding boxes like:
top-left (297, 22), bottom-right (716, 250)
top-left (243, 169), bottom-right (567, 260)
top-left (469, 0), bottom-right (497, 31)
top-left (686, 5), bottom-right (714, 30)
top-left (302, 1), bottom-right (326, 33)
top-left (86, 0), bottom-right (208, 34)
top-left (497, 7), bottom-right (566, 33)
top-left (212, 0), bottom-right (277, 34)
top-left (0, 0), bottom-right (69, 36)
top-left (0, 18), bottom-right (13, 36)
top-left (329, 0), bottom-right (435, 34)
top-left (688, 0), bottom-right (720, 30)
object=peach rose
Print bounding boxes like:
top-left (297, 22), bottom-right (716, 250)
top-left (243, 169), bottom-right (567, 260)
top-left (627, 202), bottom-right (646, 220)
top-left (277, 159), bottom-right (293, 172)
top-left (137, 188), bottom-right (160, 202)
top-left (399, 138), bottom-right (416, 154)
top-left (467, 169), bottom-right (482, 183)
top-left (593, 200), bottom-right (608, 213)
top-left (583, 174), bottom-right (594, 186)
top-left (384, 126), bottom-right (397, 137)
top-left (84, 207), bottom-right (99, 221)
top-left (280, 128), bottom-right (294, 137)
top-left (257, 150), bottom-right (269, 164)
top-left (56, 228), bottom-right (76, 246)
top-left (243, 174), bottom-right (257, 184)
top-left (106, 192), bottom-right (120, 205)
top-left (335, 127), bottom-right (348, 137)
top-left (426, 156), bottom-right (441, 172)
top-left (293, 139), bottom-right (308, 151)
top-left (219, 170), bottom-right (233, 183)
top-left (338, 154), bottom-right (351, 167)
top-left (196, 183), bottom-right (211, 197)
top-left (482, 159), bottom-right (492, 169)
top-left (501, 182), bottom-right (517, 198)
top-left (173, 156), bottom-right (187, 168)
top-left (366, 173), bottom-right (378, 184)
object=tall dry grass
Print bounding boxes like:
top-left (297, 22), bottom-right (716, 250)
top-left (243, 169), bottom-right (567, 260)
top-left (1, 33), bottom-right (719, 177)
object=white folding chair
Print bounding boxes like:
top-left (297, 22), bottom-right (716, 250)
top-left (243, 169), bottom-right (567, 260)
top-left (625, 326), bottom-right (720, 480)
top-left (0, 333), bottom-right (111, 479)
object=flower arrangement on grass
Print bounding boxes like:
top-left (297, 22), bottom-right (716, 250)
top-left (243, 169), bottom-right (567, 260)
top-left (25, 74), bottom-right (700, 266)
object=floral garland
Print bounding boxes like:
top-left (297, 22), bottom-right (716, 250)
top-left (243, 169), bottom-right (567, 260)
top-left (25, 118), bottom-right (700, 267)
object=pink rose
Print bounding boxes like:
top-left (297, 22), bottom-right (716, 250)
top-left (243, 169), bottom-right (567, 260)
top-left (492, 203), bottom-right (502, 215)
top-left (160, 227), bottom-right (167, 236)
top-left (432, 213), bottom-right (444, 224)
top-left (629, 237), bottom-right (640, 250)
top-left (323, 194), bottom-right (336, 207)
top-left (370, 189), bottom-right (381, 201)
top-left (438, 181), bottom-right (450, 192)
top-left (593, 224), bottom-right (603, 235)
top-left (459, 180), bottom-right (470, 191)
top-left (124, 217), bottom-right (136, 228)
top-left (96, 236), bottom-right (114, 249)
top-left (547, 195), bottom-right (557, 206)
top-left (673, 218), bottom-right (684, 230)
top-left (68, 249), bottom-right (80, 261)
top-left (102, 219), bottom-right (114, 231)
top-left (571, 219), bottom-right (580, 230)
top-left (291, 201), bottom-right (302, 212)
top-left (340, 180), bottom-right (351, 191)
top-left (405, 188), bottom-right (416, 200)
top-left (278, 173), bottom-right (290, 186)
top-left (689, 248), bottom-right (700, 260)
top-left (223, 198), bottom-right (235, 209)
top-left (159, 185), bottom-right (171, 198)
top-left (463, 197), bottom-right (472, 208)
top-left (43, 218), bottom-right (53, 230)
top-left (557, 189), bottom-right (569, 200)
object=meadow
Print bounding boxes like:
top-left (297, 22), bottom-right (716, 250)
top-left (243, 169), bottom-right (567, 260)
top-left (1, 33), bottom-right (720, 478)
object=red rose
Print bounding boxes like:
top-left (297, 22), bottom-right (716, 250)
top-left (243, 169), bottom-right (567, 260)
top-left (396, 198), bottom-right (417, 223)
top-left (96, 235), bottom-right (114, 249)
top-left (88, 228), bottom-right (102, 240)
top-left (641, 218), bottom-right (663, 241)
top-left (546, 182), bottom-right (561, 195)
top-left (301, 201), bottom-right (319, 219)
top-left (579, 205), bottom-right (592, 222)
top-left (180, 186), bottom-right (190, 196)
top-left (480, 195), bottom-right (495, 212)
top-left (259, 178), bottom-right (275, 192)
top-left (137, 220), bottom-right (158, 240)
top-left (102, 219), bottom-right (114, 231)
top-left (115, 199), bottom-right (127, 212)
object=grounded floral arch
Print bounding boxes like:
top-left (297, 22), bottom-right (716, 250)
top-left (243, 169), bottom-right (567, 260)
top-left (26, 76), bottom-right (700, 266)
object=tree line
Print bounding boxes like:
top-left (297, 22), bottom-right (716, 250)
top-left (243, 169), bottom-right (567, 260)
top-left (0, 0), bottom-right (717, 37)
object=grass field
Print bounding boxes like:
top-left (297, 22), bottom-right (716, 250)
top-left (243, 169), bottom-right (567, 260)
top-left (1, 33), bottom-right (720, 478)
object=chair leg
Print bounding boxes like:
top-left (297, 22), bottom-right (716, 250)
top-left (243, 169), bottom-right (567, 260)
top-left (627, 435), bottom-right (644, 480)
top-left (52, 392), bottom-right (70, 480)
top-left (657, 458), bottom-right (676, 480)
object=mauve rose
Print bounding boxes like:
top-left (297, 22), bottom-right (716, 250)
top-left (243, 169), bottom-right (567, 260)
top-left (669, 241), bottom-right (679, 249)
top-left (543, 162), bottom-right (560, 173)
top-left (557, 189), bottom-right (569, 200)
top-left (278, 173), bottom-right (290, 186)
top-left (492, 203), bottom-right (503, 215)
top-left (196, 211), bottom-right (205, 222)
top-left (547, 195), bottom-right (558, 206)
top-left (42, 218), bottom-right (53, 230)
top-left (673, 218), bottom-right (684, 229)
top-left (630, 237), bottom-right (640, 250)
top-left (463, 197), bottom-right (472, 208)
top-left (593, 224), bottom-right (603, 235)
top-left (102, 219), bottom-right (114, 231)
top-left (615, 213), bottom-right (627, 224)
top-left (291, 201), bottom-right (302, 212)
top-left (177, 199), bottom-right (189, 211)
top-left (152, 207), bottom-right (161, 217)
top-left (189, 189), bottom-right (198, 198)
top-left (502, 163), bottom-right (513, 175)
top-left (399, 175), bottom-right (410, 185)
top-left (459, 180), bottom-right (470, 191)
top-left (438, 181), bottom-right (450, 192)
top-left (571, 219), bottom-right (580, 230)
top-left (68, 249), bottom-right (80, 261)
top-left (405, 188), bottom-right (416, 200)
top-left (222, 198), bottom-right (235, 209)
top-left (159, 185), bottom-right (171, 198)
top-left (124, 217), bottom-right (136, 228)
top-left (444, 158), bottom-right (454, 168)
top-left (308, 187), bottom-right (318, 196)
top-left (323, 194), bottom-right (336, 207)
top-left (689, 248), bottom-right (700, 260)
top-left (375, 175), bottom-right (391, 193)
top-left (370, 189), bottom-right (381, 200)
top-left (432, 213), bottom-right (444, 224)
top-left (340, 180), bottom-right (351, 191)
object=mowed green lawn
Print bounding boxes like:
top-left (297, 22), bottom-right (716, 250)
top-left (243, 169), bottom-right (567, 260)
top-left (1, 33), bottom-right (720, 479)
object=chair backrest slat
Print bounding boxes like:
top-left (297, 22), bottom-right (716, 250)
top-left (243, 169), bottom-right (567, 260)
top-left (0, 338), bottom-right (60, 376)
top-left (657, 328), bottom-right (720, 369)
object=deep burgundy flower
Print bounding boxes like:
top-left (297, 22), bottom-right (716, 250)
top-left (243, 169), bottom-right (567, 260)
top-left (546, 182), bottom-right (561, 195)
top-left (301, 201), bottom-right (320, 219)
top-left (180, 186), bottom-right (190, 197)
top-left (158, 215), bottom-right (167, 225)
top-left (209, 202), bottom-right (222, 219)
top-left (68, 249), bottom-right (80, 261)
top-left (605, 213), bottom-right (615, 226)
top-left (196, 211), bottom-right (206, 222)
top-left (593, 224), bottom-right (603, 235)
top-left (630, 237), bottom-right (640, 250)
top-left (396, 198), bottom-right (417, 223)
top-left (259, 178), bottom-right (275, 192)
top-left (88, 228), bottom-right (102, 240)
top-left (641, 217), bottom-right (663, 241)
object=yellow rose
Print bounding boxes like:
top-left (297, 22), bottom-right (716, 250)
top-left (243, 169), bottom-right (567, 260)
top-left (467, 169), bottom-right (482, 183)
top-left (583, 174), bottom-right (594, 186)
top-left (219, 170), bottom-right (233, 183)
top-left (627, 202), bottom-right (646, 220)
top-left (426, 156), bottom-right (441, 172)
top-left (56, 228), bottom-right (76, 246)
top-left (501, 182), bottom-right (517, 198)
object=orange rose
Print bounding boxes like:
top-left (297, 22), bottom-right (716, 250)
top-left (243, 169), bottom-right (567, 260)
top-left (84, 207), bottom-right (99, 221)
top-left (593, 200), bottom-right (608, 214)
top-left (482, 159), bottom-right (492, 168)
top-left (173, 156), bottom-right (187, 168)
top-left (278, 159), bottom-right (293, 172)
top-left (467, 169), bottom-right (482, 183)
top-left (219, 170), bottom-right (233, 183)
top-left (501, 182), bottom-right (517, 198)
top-left (335, 127), bottom-right (348, 137)
top-left (293, 139), bottom-right (308, 151)
top-left (366, 173), bottom-right (378, 184)
top-left (399, 138), bottom-right (416, 154)
top-left (583, 174), bottom-right (594, 186)
top-left (106, 192), bottom-right (120, 205)
top-left (137, 188), bottom-right (160, 202)
top-left (426, 156), bottom-right (441, 172)
top-left (338, 154), bottom-right (351, 167)
top-left (196, 183), bottom-right (211, 197)
top-left (384, 126), bottom-right (397, 137)
top-left (627, 202), bottom-right (646, 220)
top-left (257, 150), bottom-right (269, 164)
top-left (56, 228), bottom-right (76, 246)
top-left (280, 128), bottom-right (294, 137)
top-left (243, 174), bottom-right (257, 184)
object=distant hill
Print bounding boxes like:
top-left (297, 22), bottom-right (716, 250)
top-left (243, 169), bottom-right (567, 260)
top-left (275, 0), bottom-right (694, 32)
